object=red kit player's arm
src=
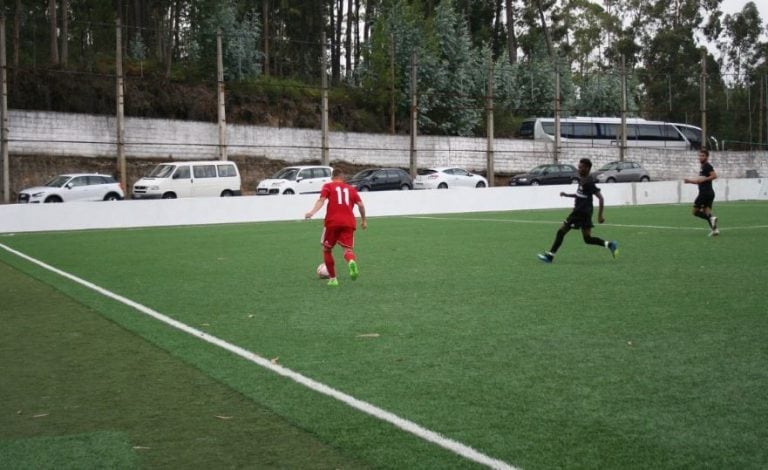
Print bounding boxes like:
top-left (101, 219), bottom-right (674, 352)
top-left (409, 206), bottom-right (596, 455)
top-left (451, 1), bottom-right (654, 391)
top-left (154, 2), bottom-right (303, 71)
top-left (356, 199), bottom-right (367, 229)
top-left (305, 196), bottom-right (328, 219)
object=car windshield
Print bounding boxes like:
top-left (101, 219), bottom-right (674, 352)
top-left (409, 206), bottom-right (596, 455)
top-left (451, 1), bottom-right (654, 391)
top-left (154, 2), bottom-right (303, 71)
top-left (272, 168), bottom-right (298, 180)
top-left (45, 175), bottom-right (72, 187)
top-left (599, 163), bottom-right (619, 171)
top-left (148, 164), bottom-right (175, 178)
top-left (352, 169), bottom-right (376, 179)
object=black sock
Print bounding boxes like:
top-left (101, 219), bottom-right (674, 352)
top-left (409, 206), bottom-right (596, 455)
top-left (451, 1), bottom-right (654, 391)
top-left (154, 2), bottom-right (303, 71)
top-left (584, 236), bottom-right (606, 247)
top-left (550, 229), bottom-right (567, 253)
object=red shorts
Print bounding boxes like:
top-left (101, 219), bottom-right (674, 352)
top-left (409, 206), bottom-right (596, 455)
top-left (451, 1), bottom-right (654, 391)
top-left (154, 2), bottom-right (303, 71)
top-left (322, 225), bottom-right (355, 249)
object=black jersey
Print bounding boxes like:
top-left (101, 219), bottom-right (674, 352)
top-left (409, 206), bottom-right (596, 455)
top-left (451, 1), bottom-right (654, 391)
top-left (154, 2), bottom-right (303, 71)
top-left (573, 176), bottom-right (600, 214)
top-left (699, 162), bottom-right (715, 193)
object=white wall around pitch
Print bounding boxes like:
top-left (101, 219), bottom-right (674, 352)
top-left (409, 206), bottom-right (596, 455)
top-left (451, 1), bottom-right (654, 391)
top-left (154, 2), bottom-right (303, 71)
top-left (0, 178), bottom-right (766, 234)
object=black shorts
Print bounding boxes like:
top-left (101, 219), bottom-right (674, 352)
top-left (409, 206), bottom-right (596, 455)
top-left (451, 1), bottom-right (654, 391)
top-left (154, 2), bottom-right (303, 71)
top-left (564, 211), bottom-right (593, 229)
top-left (694, 191), bottom-right (715, 209)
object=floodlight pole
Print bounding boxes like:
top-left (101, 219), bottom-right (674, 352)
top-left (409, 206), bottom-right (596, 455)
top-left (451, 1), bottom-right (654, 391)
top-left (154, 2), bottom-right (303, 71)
top-left (217, 30), bottom-right (228, 161)
top-left (115, 18), bottom-right (127, 194)
top-left (486, 55), bottom-right (494, 187)
top-left (700, 48), bottom-right (708, 150)
top-left (321, 30), bottom-right (329, 166)
top-left (409, 52), bottom-right (417, 179)
top-left (553, 61), bottom-right (560, 164)
top-left (0, 17), bottom-right (8, 204)
top-left (620, 55), bottom-right (627, 162)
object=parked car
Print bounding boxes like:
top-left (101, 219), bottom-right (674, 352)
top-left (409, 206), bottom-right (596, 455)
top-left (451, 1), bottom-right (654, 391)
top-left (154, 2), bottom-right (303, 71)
top-left (592, 161), bottom-right (650, 183)
top-left (132, 161), bottom-right (241, 199)
top-left (348, 168), bottom-right (412, 191)
top-left (509, 164), bottom-right (579, 186)
top-left (414, 167), bottom-right (487, 189)
top-left (256, 166), bottom-right (332, 195)
top-left (17, 173), bottom-right (124, 203)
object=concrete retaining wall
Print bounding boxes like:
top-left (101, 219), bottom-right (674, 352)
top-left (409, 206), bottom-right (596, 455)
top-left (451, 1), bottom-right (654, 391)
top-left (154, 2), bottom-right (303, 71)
top-left (8, 110), bottom-right (768, 181)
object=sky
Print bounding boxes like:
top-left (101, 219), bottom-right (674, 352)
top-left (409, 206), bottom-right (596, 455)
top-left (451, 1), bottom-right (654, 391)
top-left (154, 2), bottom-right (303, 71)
top-left (720, 0), bottom-right (767, 19)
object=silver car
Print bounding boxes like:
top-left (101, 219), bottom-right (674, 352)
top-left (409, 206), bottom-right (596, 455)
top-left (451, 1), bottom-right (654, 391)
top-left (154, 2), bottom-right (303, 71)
top-left (593, 161), bottom-right (650, 183)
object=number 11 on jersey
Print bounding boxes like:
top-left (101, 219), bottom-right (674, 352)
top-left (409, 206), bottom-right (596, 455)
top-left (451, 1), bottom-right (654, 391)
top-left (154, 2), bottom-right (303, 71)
top-left (335, 186), bottom-right (350, 206)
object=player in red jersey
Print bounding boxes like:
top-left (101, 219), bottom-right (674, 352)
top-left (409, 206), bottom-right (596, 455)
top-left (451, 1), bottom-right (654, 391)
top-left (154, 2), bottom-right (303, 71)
top-left (305, 169), bottom-right (367, 286)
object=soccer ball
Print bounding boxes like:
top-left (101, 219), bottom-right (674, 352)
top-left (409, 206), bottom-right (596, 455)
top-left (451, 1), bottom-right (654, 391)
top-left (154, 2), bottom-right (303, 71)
top-left (316, 263), bottom-right (330, 279)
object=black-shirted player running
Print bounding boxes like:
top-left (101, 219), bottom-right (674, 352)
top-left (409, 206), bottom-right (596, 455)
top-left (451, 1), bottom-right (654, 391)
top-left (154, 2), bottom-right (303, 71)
top-left (537, 158), bottom-right (618, 263)
top-left (684, 148), bottom-right (719, 236)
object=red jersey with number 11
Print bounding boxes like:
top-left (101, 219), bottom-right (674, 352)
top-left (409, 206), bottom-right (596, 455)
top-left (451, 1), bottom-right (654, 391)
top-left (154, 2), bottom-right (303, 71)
top-left (320, 181), bottom-right (361, 229)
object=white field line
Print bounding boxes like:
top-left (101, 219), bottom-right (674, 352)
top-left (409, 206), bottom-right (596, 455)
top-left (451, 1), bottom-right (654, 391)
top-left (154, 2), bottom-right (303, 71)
top-left (0, 242), bottom-right (517, 470)
top-left (404, 216), bottom-right (768, 232)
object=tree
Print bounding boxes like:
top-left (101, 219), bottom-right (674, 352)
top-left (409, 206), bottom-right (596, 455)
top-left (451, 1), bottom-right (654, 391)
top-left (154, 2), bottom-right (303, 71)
top-left (574, 72), bottom-right (640, 116)
top-left (418, 0), bottom-right (484, 135)
top-left (60, 0), bottom-right (68, 66)
top-left (719, 2), bottom-right (764, 84)
top-left (188, 0), bottom-right (261, 81)
top-left (505, 0), bottom-right (519, 64)
top-left (494, 46), bottom-right (574, 117)
top-left (49, 0), bottom-right (58, 65)
top-left (13, 0), bottom-right (21, 67)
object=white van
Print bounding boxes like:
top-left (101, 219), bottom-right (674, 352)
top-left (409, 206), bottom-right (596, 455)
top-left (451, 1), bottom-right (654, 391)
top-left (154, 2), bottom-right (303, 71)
top-left (255, 165), bottom-right (332, 195)
top-left (132, 161), bottom-right (241, 199)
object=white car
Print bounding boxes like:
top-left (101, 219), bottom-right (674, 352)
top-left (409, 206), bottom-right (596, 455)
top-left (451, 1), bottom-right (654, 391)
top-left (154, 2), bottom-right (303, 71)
top-left (256, 166), bottom-right (332, 195)
top-left (17, 173), bottom-right (125, 203)
top-left (413, 167), bottom-right (488, 189)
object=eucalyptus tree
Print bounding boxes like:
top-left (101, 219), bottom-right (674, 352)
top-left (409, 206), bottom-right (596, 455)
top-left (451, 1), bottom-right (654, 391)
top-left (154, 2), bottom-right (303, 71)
top-left (417, 0), bottom-right (485, 135)
top-left (494, 43), bottom-right (575, 117)
top-left (718, 2), bottom-right (765, 84)
top-left (573, 72), bottom-right (640, 116)
top-left (187, 0), bottom-right (261, 80)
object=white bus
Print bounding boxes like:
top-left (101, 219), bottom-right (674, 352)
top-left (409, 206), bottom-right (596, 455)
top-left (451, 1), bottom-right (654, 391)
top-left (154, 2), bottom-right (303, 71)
top-left (518, 117), bottom-right (718, 150)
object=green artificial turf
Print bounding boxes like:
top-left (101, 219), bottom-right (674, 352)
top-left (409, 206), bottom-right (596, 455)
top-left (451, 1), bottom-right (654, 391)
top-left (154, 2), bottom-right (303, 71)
top-left (1, 201), bottom-right (767, 469)
top-left (0, 261), bottom-right (368, 469)
top-left (0, 432), bottom-right (138, 470)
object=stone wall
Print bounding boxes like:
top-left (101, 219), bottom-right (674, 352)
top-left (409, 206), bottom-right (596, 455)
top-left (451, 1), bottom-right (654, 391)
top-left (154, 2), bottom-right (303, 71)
top-left (7, 110), bottom-right (767, 183)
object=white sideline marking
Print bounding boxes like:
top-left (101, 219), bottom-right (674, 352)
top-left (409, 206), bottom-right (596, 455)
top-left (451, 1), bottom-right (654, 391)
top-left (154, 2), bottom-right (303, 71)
top-left (0, 242), bottom-right (517, 470)
top-left (405, 216), bottom-right (768, 232)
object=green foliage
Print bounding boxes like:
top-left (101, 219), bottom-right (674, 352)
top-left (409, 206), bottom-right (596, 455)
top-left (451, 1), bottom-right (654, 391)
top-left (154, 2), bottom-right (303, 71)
top-left (3, 0), bottom-right (767, 143)
top-left (719, 2), bottom-right (765, 84)
top-left (494, 46), bottom-right (575, 117)
top-left (417, 0), bottom-right (484, 135)
top-left (574, 72), bottom-right (640, 116)
top-left (129, 33), bottom-right (147, 62)
top-left (187, 0), bottom-right (262, 80)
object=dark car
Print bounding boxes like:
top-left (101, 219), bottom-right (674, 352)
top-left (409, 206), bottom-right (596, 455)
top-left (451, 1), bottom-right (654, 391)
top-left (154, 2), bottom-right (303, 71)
top-left (509, 164), bottom-right (579, 186)
top-left (348, 168), bottom-right (413, 191)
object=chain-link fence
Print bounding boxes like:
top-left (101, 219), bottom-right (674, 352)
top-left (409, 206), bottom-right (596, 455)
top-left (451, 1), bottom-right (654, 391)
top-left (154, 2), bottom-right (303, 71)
top-left (1, 15), bottom-right (767, 201)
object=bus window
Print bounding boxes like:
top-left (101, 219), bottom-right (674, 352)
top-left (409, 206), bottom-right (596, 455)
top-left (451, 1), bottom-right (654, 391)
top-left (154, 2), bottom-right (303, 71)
top-left (541, 122), bottom-right (555, 136)
top-left (600, 123), bottom-right (619, 139)
top-left (677, 126), bottom-right (702, 149)
top-left (518, 120), bottom-right (535, 139)
top-left (625, 124), bottom-right (639, 141)
top-left (637, 124), bottom-right (664, 140)
top-left (662, 124), bottom-right (684, 141)
top-left (571, 123), bottom-right (597, 139)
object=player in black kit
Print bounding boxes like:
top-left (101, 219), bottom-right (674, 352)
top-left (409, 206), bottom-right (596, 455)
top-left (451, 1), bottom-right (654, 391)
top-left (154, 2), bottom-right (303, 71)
top-left (537, 158), bottom-right (619, 263)
top-left (684, 148), bottom-right (719, 236)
